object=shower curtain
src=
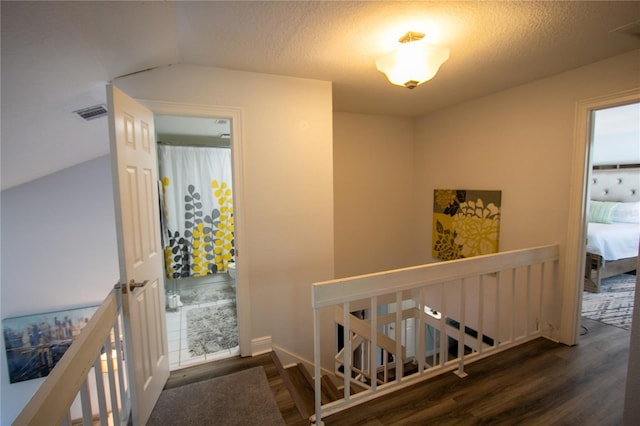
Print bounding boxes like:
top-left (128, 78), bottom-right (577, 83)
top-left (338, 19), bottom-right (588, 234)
top-left (158, 144), bottom-right (235, 279)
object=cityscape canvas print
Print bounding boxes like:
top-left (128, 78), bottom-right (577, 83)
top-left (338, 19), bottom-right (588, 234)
top-left (432, 189), bottom-right (502, 260)
top-left (3, 305), bottom-right (97, 383)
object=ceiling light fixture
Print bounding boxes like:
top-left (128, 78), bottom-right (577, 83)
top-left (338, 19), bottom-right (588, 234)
top-left (376, 31), bottom-right (450, 89)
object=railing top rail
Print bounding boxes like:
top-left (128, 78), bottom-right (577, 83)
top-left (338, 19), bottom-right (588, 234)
top-left (312, 244), bottom-right (559, 308)
top-left (13, 290), bottom-right (120, 426)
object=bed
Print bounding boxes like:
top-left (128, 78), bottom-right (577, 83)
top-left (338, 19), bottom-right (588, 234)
top-left (584, 166), bottom-right (640, 292)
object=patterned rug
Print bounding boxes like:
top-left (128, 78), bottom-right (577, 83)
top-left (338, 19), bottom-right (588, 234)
top-left (582, 273), bottom-right (636, 331)
top-left (186, 302), bottom-right (238, 356)
top-left (178, 282), bottom-right (236, 306)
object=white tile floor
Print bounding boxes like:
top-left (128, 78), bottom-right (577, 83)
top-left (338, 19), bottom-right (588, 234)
top-left (165, 279), bottom-right (239, 370)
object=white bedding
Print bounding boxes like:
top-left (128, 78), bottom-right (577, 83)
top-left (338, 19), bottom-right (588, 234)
top-left (587, 222), bottom-right (640, 261)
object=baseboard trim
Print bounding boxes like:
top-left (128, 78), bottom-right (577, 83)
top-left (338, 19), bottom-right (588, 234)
top-left (251, 336), bottom-right (272, 356)
top-left (272, 343), bottom-right (335, 379)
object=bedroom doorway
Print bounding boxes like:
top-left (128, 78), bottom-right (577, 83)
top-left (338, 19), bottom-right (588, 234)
top-left (154, 114), bottom-right (239, 370)
top-left (579, 100), bottom-right (639, 337)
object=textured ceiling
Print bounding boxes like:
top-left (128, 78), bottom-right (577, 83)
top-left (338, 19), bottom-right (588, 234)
top-left (2, 1), bottom-right (639, 190)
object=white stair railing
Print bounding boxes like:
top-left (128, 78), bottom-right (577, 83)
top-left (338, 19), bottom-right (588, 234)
top-left (13, 288), bottom-right (130, 426)
top-left (312, 244), bottom-right (559, 424)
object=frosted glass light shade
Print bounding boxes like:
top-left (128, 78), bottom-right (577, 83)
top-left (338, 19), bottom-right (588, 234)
top-left (376, 40), bottom-right (450, 89)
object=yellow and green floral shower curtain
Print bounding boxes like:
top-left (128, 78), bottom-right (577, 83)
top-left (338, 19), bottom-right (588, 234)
top-left (158, 144), bottom-right (234, 279)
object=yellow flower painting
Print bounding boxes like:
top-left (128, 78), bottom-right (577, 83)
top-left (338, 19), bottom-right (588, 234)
top-left (432, 190), bottom-right (501, 260)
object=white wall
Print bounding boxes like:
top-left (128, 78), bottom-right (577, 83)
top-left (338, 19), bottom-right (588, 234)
top-left (333, 112), bottom-right (417, 278)
top-left (413, 50), bottom-right (640, 329)
top-left (0, 64), bottom-right (334, 423)
top-left (0, 155), bottom-right (119, 424)
top-left (115, 64), bottom-right (335, 364)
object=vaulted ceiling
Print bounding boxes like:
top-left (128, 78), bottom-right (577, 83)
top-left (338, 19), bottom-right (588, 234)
top-left (2, 1), bottom-right (639, 190)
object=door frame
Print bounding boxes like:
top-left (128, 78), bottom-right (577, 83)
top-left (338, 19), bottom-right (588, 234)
top-left (562, 87), bottom-right (640, 345)
top-left (139, 99), bottom-right (251, 357)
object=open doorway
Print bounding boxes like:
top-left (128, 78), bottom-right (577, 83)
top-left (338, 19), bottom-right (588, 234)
top-left (155, 114), bottom-right (239, 370)
top-left (581, 102), bottom-right (639, 335)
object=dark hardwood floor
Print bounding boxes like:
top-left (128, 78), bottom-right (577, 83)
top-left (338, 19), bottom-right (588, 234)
top-left (324, 318), bottom-right (630, 425)
top-left (165, 317), bottom-right (629, 425)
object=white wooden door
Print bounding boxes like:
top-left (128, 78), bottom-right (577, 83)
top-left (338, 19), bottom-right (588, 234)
top-left (107, 84), bottom-right (170, 425)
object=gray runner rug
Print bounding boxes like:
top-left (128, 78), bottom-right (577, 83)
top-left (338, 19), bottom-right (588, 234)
top-left (146, 366), bottom-right (285, 425)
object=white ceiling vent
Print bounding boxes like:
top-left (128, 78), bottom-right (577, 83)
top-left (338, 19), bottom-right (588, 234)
top-left (74, 104), bottom-right (108, 121)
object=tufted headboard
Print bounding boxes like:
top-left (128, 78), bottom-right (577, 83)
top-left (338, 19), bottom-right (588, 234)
top-left (590, 166), bottom-right (640, 202)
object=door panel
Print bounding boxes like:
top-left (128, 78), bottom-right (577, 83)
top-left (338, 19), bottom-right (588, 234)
top-left (107, 84), bottom-right (169, 425)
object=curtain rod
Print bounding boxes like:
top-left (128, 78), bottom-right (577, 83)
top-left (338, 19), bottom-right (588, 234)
top-left (157, 140), bottom-right (231, 149)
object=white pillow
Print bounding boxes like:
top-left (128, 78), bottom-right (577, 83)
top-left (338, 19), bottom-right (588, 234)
top-left (612, 201), bottom-right (640, 224)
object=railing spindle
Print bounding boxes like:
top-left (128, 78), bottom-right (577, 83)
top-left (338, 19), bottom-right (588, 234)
top-left (526, 265), bottom-right (532, 336)
top-left (539, 262), bottom-right (546, 332)
top-left (313, 300), bottom-right (322, 425)
top-left (343, 301), bottom-right (351, 400)
top-left (104, 335), bottom-right (120, 426)
top-left (370, 296), bottom-right (378, 391)
top-left (439, 282), bottom-right (447, 364)
top-left (511, 268), bottom-right (517, 342)
top-left (495, 271), bottom-right (501, 347)
top-left (93, 356), bottom-right (108, 426)
top-left (456, 279), bottom-right (467, 377)
top-left (417, 288), bottom-right (425, 373)
top-left (395, 292), bottom-right (402, 382)
top-left (80, 379), bottom-right (92, 426)
top-left (478, 275), bottom-right (485, 354)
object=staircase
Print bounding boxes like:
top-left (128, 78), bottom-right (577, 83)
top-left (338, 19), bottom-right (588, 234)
top-left (271, 321), bottom-right (496, 423)
top-left (272, 352), bottom-right (425, 422)
top-left (271, 352), bottom-right (351, 422)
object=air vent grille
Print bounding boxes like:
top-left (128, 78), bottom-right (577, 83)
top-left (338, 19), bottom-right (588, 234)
top-left (74, 104), bottom-right (108, 121)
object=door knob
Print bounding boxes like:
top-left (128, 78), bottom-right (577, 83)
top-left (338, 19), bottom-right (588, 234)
top-left (115, 279), bottom-right (148, 294)
top-left (128, 279), bottom-right (148, 293)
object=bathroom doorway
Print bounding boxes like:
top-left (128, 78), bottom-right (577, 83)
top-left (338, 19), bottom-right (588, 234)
top-left (155, 114), bottom-right (239, 370)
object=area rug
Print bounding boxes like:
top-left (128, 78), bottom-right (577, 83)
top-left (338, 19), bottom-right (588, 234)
top-left (178, 282), bottom-right (236, 306)
top-left (187, 302), bottom-right (238, 356)
top-left (147, 367), bottom-right (285, 426)
top-left (582, 273), bottom-right (636, 331)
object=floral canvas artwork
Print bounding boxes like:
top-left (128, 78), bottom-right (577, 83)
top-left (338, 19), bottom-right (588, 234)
top-left (432, 190), bottom-right (502, 260)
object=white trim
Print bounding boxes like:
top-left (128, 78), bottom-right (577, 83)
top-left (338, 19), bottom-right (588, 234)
top-left (562, 88), bottom-right (640, 345)
top-left (136, 99), bottom-right (252, 357)
top-left (272, 344), bottom-right (337, 379)
top-left (313, 245), bottom-right (558, 308)
top-left (251, 336), bottom-right (273, 356)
